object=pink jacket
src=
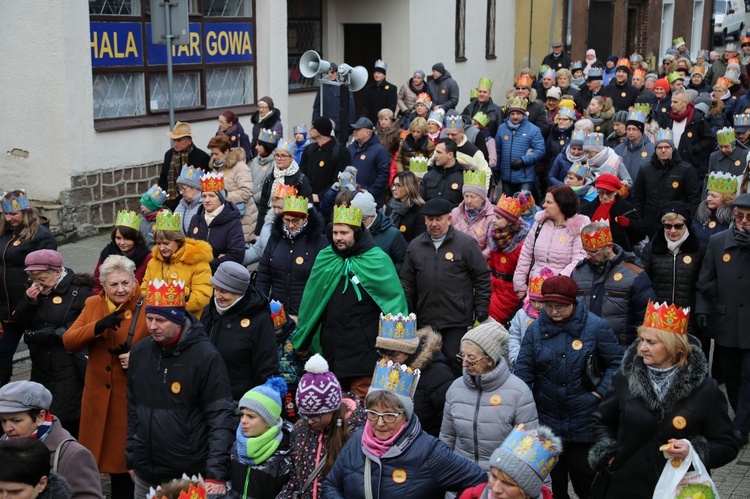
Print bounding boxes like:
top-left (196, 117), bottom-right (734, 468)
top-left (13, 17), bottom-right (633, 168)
top-left (450, 200), bottom-right (496, 259)
top-left (513, 210), bottom-right (590, 292)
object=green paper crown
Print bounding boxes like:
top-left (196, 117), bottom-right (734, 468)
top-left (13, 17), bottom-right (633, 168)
top-left (332, 205), bottom-right (362, 227)
top-left (717, 127), bottom-right (736, 146)
top-left (473, 112), bottom-right (490, 127)
top-left (115, 210), bottom-right (142, 231)
top-left (283, 195), bottom-right (308, 215)
top-left (409, 156), bottom-right (429, 174)
top-left (673, 36), bottom-right (685, 47)
top-left (508, 97), bottom-right (527, 111)
top-left (634, 102), bottom-right (651, 115)
top-left (478, 77), bottom-right (493, 90)
top-left (153, 211), bottom-right (181, 232)
top-left (470, 88), bottom-right (478, 99)
top-left (706, 172), bottom-right (740, 195)
top-left (463, 170), bottom-right (487, 188)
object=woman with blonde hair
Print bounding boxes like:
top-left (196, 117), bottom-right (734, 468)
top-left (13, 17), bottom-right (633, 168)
top-left (395, 117), bottom-right (434, 173)
top-left (375, 108), bottom-right (403, 157)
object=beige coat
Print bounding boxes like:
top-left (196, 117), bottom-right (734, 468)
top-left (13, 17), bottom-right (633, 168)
top-left (213, 148), bottom-right (258, 242)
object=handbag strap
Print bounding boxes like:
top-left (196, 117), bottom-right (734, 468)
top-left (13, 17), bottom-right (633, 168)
top-left (300, 453), bottom-right (327, 493)
top-left (53, 437), bottom-right (76, 472)
top-left (364, 456), bottom-right (374, 499)
top-left (53, 288), bottom-right (78, 329)
top-left (126, 296), bottom-right (145, 349)
top-left (528, 222), bottom-right (544, 273)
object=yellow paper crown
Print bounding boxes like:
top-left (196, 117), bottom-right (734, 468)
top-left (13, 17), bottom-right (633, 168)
top-left (580, 223), bottom-right (613, 250)
top-left (273, 184), bottom-right (297, 199)
top-left (332, 205), bottom-right (362, 227)
top-left (283, 195), bottom-right (308, 215)
top-left (115, 210), bottom-right (143, 231)
top-left (463, 170), bottom-right (487, 188)
top-left (153, 211), bottom-right (182, 232)
top-left (146, 279), bottom-right (186, 308)
top-left (634, 102), bottom-right (651, 115)
top-left (508, 97), bottom-right (528, 111)
top-left (528, 268), bottom-right (555, 297)
top-left (200, 171), bottom-right (225, 192)
top-left (478, 77), bottom-right (493, 90)
top-left (643, 301), bottom-right (690, 335)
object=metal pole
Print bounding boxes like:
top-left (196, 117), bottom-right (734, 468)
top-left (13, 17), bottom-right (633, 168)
top-left (549, 0), bottom-right (558, 53)
top-left (164, 0), bottom-right (175, 130)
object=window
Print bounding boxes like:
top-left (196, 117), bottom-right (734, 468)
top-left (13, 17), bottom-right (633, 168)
top-left (455, 0), bottom-right (467, 62)
top-left (486, 0), bottom-right (496, 59)
top-left (90, 0), bottom-right (256, 128)
top-left (287, 0), bottom-right (322, 91)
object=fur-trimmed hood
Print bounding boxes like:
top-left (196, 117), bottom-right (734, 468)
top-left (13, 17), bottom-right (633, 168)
top-left (695, 199), bottom-right (734, 227)
top-left (408, 326), bottom-right (444, 371)
top-left (222, 147), bottom-right (247, 169)
top-left (150, 237), bottom-right (214, 264)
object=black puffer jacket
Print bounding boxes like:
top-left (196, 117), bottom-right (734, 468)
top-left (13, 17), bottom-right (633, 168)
top-left (13, 271), bottom-right (94, 434)
top-left (255, 170), bottom-right (313, 236)
top-left (202, 286), bottom-right (280, 401)
top-left (418, 163), bottom-right (468, 208)
top-left (127, 316), bottom-right (235, 484)
top-left (188, 202), bottom-right (246, 273)
top-left (256, 210), bottom-right (328, 315)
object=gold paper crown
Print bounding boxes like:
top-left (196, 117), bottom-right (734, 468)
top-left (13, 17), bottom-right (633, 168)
top-left (616, 58), bottom-right (631, 69)
top-left (516, 75), bottom-right (533, 88)
top-left (409, 156), bottom-right (429, 174)
top-left (371, 359), bottom-right (420, 399)
top-left (153, 211), bottom-right (182, 232)
top-left (332, 205), bottom-right (362, 227)
top-left (715, 77), bottom-right (731, 89)
top-left (416, 92), bottom-right (431, 104)
top-left (146, 279), bottom-right (186, 308)
top-left (115, 210), bottom-right (142, 231)
top-left (580, 223), bottom-right (613, 250)
top-left (508, 97), bottom-right (528, 111)
top-left (463, 170), bottom-right (487, 188)
top-left (643, 301), bottom-right (690, 335)
top-left (717, 127), bottom-right (736, 146)
top-left (495, 194), bottom-right (522, 219)
top-left (200, 171), bottom-right (225, 192)
top-left (706, 171), bottom-right (740, 195)
top-left (478, 77), bottom-right (493, 90)
top-left (473, 112), bottom-right (490, 127)
top-left (283, 195), bottom-right (308, 215)
top-left (273, 184), bottom-right (297, 199)
top-left (528, 268), bottom-right (554, 297)
top-left (632, 68), bottom-right (646, 79)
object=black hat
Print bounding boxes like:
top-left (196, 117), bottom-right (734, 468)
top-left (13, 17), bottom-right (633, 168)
top-left (734, 193), bottom-right (750, 208)
top-left (351, 117), bottom-right (374, 130)
top-left (432, 62), bottom-right (446, 75)
top-left (421, 198), bottom-right (453, 216)
top-left (658, 201), bottom-right (692, 224)
top-left (329, 62), bottom-right (338, 73)
top-left (312, 117), bottom-right (333, 136)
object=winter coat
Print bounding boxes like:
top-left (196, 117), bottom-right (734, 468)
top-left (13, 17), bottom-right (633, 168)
top-left (462, 98), bottom-right (504, 138)
top-left (631, 153), bottom-right (702, 238)
top-left (589, 336), bottom-right (738, 498)
top-left (428, 71), bottom-right (460, 111)
top-left (322, 416), bottom-right (487, 499)
top-left (691, 201), bottom-right (733, 245)
top-left (542, 51), bottom-right (571, 70)
top-left (256, 210), bottom-right (328, 315)
top-left (299, 138), bottom-right (352, 200)
top-left (579, 196), bottom-right (647, 252)
top-left (514, 299), bottom-right (623, 442)
top-left (126, 316), bottom-right (235, 484)
top-left (250, 108), bottom-right (284, 157)
top-left (0, 222), bottom-right (56, 321)
top-left (400, 226), bottom-right (492, 329)
top-left (614, 136), bottom-right (655, 183)
top-left (508, 305), bottom-right (537, 367)
top-left (217, 120), bottom-right (252, 161)
top-left (601, 81), bottom-right (639, 112)
top-left (158, 147), bottom-right (211, 194)
top-left (188, 202), bottom-right (246, 273)
top-left (214, 148), bottom-right (258, 242)
top-left (141, 238), bottom-right (213, 318)
top-left (397, 79), bottom-right (431, 114)
top-left (92, 242), bottom-right (152, 295)
top-left (40, 417), bottom-right (102, 499)
top-left (707, 144), bottom-right (748, 180)
top-left (277, 394), bottom-right (365, 499)
top-left (386, 200), bottom-right (426, 243)
top-left (545, 124), bottom-right (573, 163)
top-left (313, 84), bottom-right (355, 132)
top-left (547, 147), bottom-right (584, 187)
top-left (173, 194), bottom-right (203, 236)
top-left (488, 224), bottom-right (529, 323)
top-left (513, 211), bottom-right (590, 294)
top-left (441, 358), bottom-right (538, 471)
top-left (495, 115), bottom-right (546, 184)
top-left (418, 162), bottom-right (468, 207)
top-left (39, 471), bottom-right (72, 499)
top-left (13, 271), bottom-right (94, 434)
top-left (248, 154), bottom-right (274, 205)
top-left (571, 244), bottom-right (656, 347)
top-left (394, 134), bottom-right (435, 173)
top-left (229, 421), bottom-right (293, 498)
top-left (256, 166), bottom-right (313, 236)
top-left (661, 107), bottom-right (716, 180)
top-left (361, 80), bottom-right (398, 123)
top-left (367, 211), bottom-right (408, 272)
top-left (62, 286), bottom-right (149, 473)
top-left (202, 286), bottom-right (280, 401)
top-left (348, 134), bottom-right (391, 207)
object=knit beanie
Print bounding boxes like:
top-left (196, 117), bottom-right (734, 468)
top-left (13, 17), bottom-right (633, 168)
top-left (613, 110), bottom-right (628, 125)
top-left (140, 192), bottom-right (163, 212)
top-left (258, 96), bottom-right (274, 110)
top-left (239, 377), bottom-right (287, 427)
top-left (296, 354), bottom-right (342, 415)
top-left (210, 261), bottom-right (250, 295)
top-left (312, 117), bottom-right (333, 137)
top-left (462, 183), bottom-right (488, 201)
top-left (351, 191), bottom-right (377, 217)
top-left (413, 70), bottom-right (426, 80)
top-left (653, 78), bottom-right (670, 94)
top-left (144, 304), bottom-right (185, 326)
top-left (432, 62), bottom-right (446, 75)
top-left (541, 275), bottom-right (579, 304)
top-left (461, 319), bottom-right (510, 365)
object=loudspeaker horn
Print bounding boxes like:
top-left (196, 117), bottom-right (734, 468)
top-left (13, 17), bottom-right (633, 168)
top-left (347, 66), bottom-right (369, 92)
top-left (299, 50), bottom-right (330, 78)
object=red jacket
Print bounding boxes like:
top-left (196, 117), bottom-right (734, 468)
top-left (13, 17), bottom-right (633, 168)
top-left (459, 482), bottom-right (553, 499)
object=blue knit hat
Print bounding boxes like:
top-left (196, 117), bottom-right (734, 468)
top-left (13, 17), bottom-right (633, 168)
top-left (239, 377), bottom-right (287, 427)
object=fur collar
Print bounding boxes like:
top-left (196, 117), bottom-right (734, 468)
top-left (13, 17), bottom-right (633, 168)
top-left (151, 237), bottom-right (214, 264)
top-left (223, 147), bottom-right (247, 169)
top-left (649, 229), bottom-right (701, 255)
top-left (39, 471), bottom-right (72, 499)
top-left (695, 200), bottom-right (734, 227)
top-left (534, 210), bottom-right (588, 234)
top-left (409, 326), bottom-right (444, 371)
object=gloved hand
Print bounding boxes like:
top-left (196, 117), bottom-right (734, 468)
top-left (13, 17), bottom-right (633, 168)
top-left (475, 312), bottom-right (489, 323)
top-left (696, 313), bottom-right (708, 330)
top-left (614, 216), bottom-right (631, 228)
top-left (94, 309), bottom-right (125, 336)
top-left (510, 158), bottom-right (525, 170)
top-left (331, 182), bottom-right (341, 192)
top-left (108, 341), bottom-right (130, 356)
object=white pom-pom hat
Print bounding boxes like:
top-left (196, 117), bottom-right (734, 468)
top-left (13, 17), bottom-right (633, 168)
top-left (296, 354), bottom-right (342, 415)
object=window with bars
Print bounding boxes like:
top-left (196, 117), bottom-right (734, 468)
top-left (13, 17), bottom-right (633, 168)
top-left (287, 0), bottom-right (322, 91)
top-left (90, 0), bottom-right (256, 127)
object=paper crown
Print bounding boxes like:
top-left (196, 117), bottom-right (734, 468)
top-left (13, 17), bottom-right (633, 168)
top-left (717, 127), bottom-right (736, 146)
top-left (728, 57), bottom-right (740, 66)
top-left (415, 92), bottom-right (431, 105)
top-left (277, 138), bottom-right (296, 154)
top-left (673, 36), bottom-right (685, 47)
top-left (570, 61), bottom-right (583, 70)
top-left (200, 171), bottom-right (224, 192)
top-left (283, 195), bottom-right (308, 215)
top-left (378, 312), bottom-right (417, 341)
top-left (616, 58), bottom-right (631, 69)
top-left (332, 205), bottom-right (362, 227)
top-left (270, 300), bottom-right (287, 329)
top-left (570, 130), bottom-right (587, 143)
top-left (528, 268), bottom-right (555, 298)
top-left (626, 109), bottom-right (648, 124)
top-left (144, 184), bottom-right (168, 204)
top-left (258, 128), bottom-right (277, 144)
top-left (666, 71), bottom-right (683, 84)
top-left (293, 124), bottom-right (308, 135)
top-left (428, 109), bottom-right (445, 125)
top-left (634, 102), bottom-right (651, 115)
top-left (557, 107), bottom-right (576, 120)
top-left (725, 68), bottom-right (741, 82)
top-left (146, 279), bottom-right (186, 308)
top-left (147, 474), bottom-right (206, 499)
top-left (568, 161), bottom-right (590, 179)
top-left (153, 211), bottom-right (182, 232)
top-left (697, 49), bottom-right (710, 59)
top-left (273, 184), bottom-right (298, 199)
top-left (470, 88), bottom-right (478, 99)
top-left (497, 424), bottom-right (560, 482)
top-left (655, 128), bottom-right (674, 143)
top-left (515, 190), bottom-right (536, 212)
top-left (587, 68), bottom-right (603, 79)
top-left (735, 114), bottom-right (750, 129)
top-left (691, 65), bottom-right (707, 76)
top-left (445, 114), bottom-right (463, 129)
top-left (539, 64), bottom-right (550, 74)
top-left (584, 133), bottom-right (604, 148)
top-left (632, 68), bottom-right (646, 79)
top-left (473, 111), bottom-right (490, 127)
top-left (516, 75), bottom-right (533, 88)
top-left (495, 194), bottom-right (522, 220)
top-left (706, 171), bottom-right (740, 195)
top-left (478, 77), bottom-right (493, 89)
top-left (115, 210), bottom-right (143, 231)
top-left (541, 68), bottom-right (557, 78)
top-left (508, 97), bottom-right (528, 111)
top-left (581, 222), bottom-right (613, 250)
top-left (629, 53), bottom-right (642, 63)
top-left (339, 169), bottom-right (357, 189)
top-left (409, 156), bottom-right (429, 174)
top-left (371, 359), bottom-right (420, 399)
top-left (177, 165), bottom-right (202, 187)
top-left (715, 77), bottom-right (731, 89)
top-left (374, 59), bottom-right (387, 71)
top-left (463, 170), bottom-right (487, 188)
top-left (726, 42), bottom-right (737, 51)
top-left (1, 190), bottom-right (29, 213)
top-left (643, 301), bottom-right (690, 335)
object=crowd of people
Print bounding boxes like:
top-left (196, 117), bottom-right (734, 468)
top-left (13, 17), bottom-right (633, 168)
top-left (1, 39), bottom-right (750, 498)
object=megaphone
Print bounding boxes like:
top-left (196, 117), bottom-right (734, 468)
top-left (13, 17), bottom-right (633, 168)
top-left (337, 64), bottom-right (369, 92)
top-left (300, 50), bottom-right (330, 78)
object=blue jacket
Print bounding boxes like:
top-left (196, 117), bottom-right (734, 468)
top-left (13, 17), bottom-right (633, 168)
top-left (514, 299), bottom-right (622, 442)
top-left (348, 134), bottom-right (391, 207)
top-left (548, 147), bottom-right (582, 187)
top-left (495, 116), bottom-right (546, 184)
top-left (322, 416), bottom-right (486, 499)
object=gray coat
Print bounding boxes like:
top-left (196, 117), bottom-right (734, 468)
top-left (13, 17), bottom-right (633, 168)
top-left (249, 154), bottom-right (275, 205)
top-left (440, 358), bottom-right (538, 471)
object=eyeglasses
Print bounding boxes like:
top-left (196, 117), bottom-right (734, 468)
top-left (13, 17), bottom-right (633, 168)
top-left (218, 119), bottom-right (228, 125)
top-left (456, 353), bottom-right (486, 366)
top-left (365, 409), bottom-right (403, 424)
top-left (584, 246), bottom-right (605, 256)
top-left (282, 217), bottom-right (304, 226)
top-left (391, 183), bottom-right (403, 189)
top-left (543, 303), bottom-right (572, 313)
top-left (735, 212), bottom-right (750, 222)
top-left (595, 189), bottom-right (616, 197)
top-left (274, 153), bottom-right (292, 159)
top-left (298, 413), bottom-right (323, 423)
top-left (656, 145), bottom-right (672, 150)
top-left (663, 223), bottom-right (685, 230)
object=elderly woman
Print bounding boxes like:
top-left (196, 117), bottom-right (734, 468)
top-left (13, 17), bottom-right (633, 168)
top-left (0, 190), bottom-right (57, 387)
top-left (583, 132), bottom-right (633, 190)
top-left (513, 185), bottom-right (590, 297)
top-left (395, 117), bottom-right (434, 173)
top-left (441, 321), bottom-right (538, 471)
top-left (207, 135), bottom-right (257, 242)
top-left (589, 302), bottom-right (738, 498)
top-left (250, 96), bottom-right (283, 158)
top-left (386, 171), bottom-right (426, 243)
top-left (693, 172), bottom-right (738, 244)
top-left (93, 211), bottom-right (152, 294)
top-left (141, 213), bottom-right (213, 319)
top-left (451, 171), bottom-right (495, 259)
top-left (557, 68), bottom-right (579, 97)
top-left (515, 275), bottom-right (622, 499)
top-left (402, 93), bottom-right (433, 131)
top-left (375, 108), bottom-right (403, 157)
top-left (322, 360), bottom-right (487, 498)
top-left (173, 166), bottom-right (203, 233)
top-left (249, 129), bottom-right (278, 208)
top-left (216, 109), bottom-right (252, 160)
top-left (13, 250), bottom-right (93, 438)
top-left (63, 255), bottom-right (150, 499)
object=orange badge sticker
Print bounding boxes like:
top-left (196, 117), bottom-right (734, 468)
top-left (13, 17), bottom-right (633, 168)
top-left (319, 161), bottom-right (325, 167)
top-left (672, 181), bottom-right (679, 189)
top-left (441, 89), bottom-right (446, 94)
top-left (526, 319), bottom-right (534, 327)
top-left (504, 135), bottom-right (509, 140)
top-left (559, 235), bottom-right (566, 242)
top-left (170, 273), bottom-right (178, 279)
top-left (286, 342), bottom-right (294, 351)
top-left (13, 240), bottom-right (20, 246)
top-left (621, 92), bottom-right (627, 97)
top-left (671, 458), bottom-right (682, 468)
top-left (661, 107), bottom-right (667, 113)
top-left (451, 183), bottom-right (459, 190)
top-left (52, 296), bottom-right (63, 304)
top-left (399, 225), bottom-right (407, 232)
top-left (642, 151), bottom-right (648, 158)
top-left (476, 227), bottom-right (485, 235)
top-left (683, 255), bottom-right (692, 264)
top-left (560, 139), bottom-right (565, 145)
top-left (171, 382), bottom-right (181, 394)
top-left (489, 394), bottom-right (502, 406)
top-left (708, 221), bottom-right (717, 228)
top-left (445, 252), bottom-right (454, 260)
top-left (673, 416), bottom-right (687, 429)
top-left (385, 85), bottom-right (390, 90)
top-left (572, 339), bottom-right (583, 350)
top-left (241, 318), bottom-right (251, 327)
top-left (500, 256), bottom-right (507, 264)
top-left (687, 132), bottom-right (693, 138)
top-left (613, 272), bottom-right (623, 281)
top-left (360, 154), bottom-right (366, 160)
top-left (231, 136), bottom-right (236, 141)
top-left (596, 125), bottom-right (601, 131)
top-left (736, 160), bottom-right (742, 166)
top-left (392, 469), bottom-right (407, 483)
top-left (723, 253), bottom-right (731, 262)
top-left (193, 227), bottom-right (199, 234)
top-left (124, 310), bottom-right (133, 320)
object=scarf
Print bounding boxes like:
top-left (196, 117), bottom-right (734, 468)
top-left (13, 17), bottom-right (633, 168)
top-left (30, 412), bottom-right (54, 442)
top-left (733, 226), bottom-right (750, 247)
top-left (522, 298), bottom-right (540, 319)
top-left (465, 202), bottom-right (484, 223)
top-left (235, 421), bottom-right (282, 466)
top-left (388, 199), bottom-right (409, 226)
top-left (492, 228), bottom-right (515, 251)
top-left (212, 155), bottom-right (226, 170)
top-left (361, 420), bottom-right (408, 458)
top-left (565, 146), bottom-right (585, 163)
top-left (282, 219), bottom-right (308, 239)
top-left (669, 102), bottom-right (695, 124)
top-left (591, 200), bottom-right (613, 222)
top-left (270, 162), bottom-right (300, 207)
top-left (666, 228), bottom-right (690, 254)
top-left (506, 121), bottom-right (521, 131)
top-left (204, 203), bottom-right (225, 226)
top-left (168, 144), bottom-right (194, 198)
top-left (214, 295), bottom-right (242, 315)
top-left (646, 365), bottom-right (680, 402)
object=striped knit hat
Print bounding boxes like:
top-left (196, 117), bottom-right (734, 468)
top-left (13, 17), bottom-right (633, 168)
top-left (239, 377), bottom-right (287, 427)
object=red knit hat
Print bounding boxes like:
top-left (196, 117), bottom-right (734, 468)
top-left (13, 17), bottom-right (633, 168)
top-left (541, 275), bottom-right (578, 304)
top-left (594, 173), bottom-right (622, 192)
top-left (653, 78), bottom-right (670, 94)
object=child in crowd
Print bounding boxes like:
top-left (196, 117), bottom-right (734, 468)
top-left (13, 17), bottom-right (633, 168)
top-left (271, 300), bottom-right (303, 422)
top-left (508, 268), bottom-right (553, 367)
top-left (564, 161), bottom-right (597, 204)
top-left (292, 124), bottom-right (312, 164)
top-left (139, 184), bottom-right (169, 248)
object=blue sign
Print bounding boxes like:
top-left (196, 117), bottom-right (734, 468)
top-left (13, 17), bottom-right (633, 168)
top-left (204, 23), bottom-right (254, 63)
top-left (90, 22), bottom-right (143, 67)
top-left (146, 22), bottom-right (203, 65)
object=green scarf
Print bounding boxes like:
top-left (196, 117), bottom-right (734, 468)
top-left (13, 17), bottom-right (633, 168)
top-left (236, 422), bottom-right (281, 466)
top-left (292, 245), bottom-right (408, 353)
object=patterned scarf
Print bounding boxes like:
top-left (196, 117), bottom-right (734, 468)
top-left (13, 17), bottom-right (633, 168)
top-left (270, 161), bottom-right (300, 207)
top-left (235, 421), bottom-right (282, 466)
top-left (168, 144), bottom-right (194, 198)
top-left (30, 411), bottom-right (54, 442)
top-left (646, 365), bottom-right (679, 401)
top-left (282, 219), bottom-right (308, 239)
top-left (492, 228), bottom-right (515, 251)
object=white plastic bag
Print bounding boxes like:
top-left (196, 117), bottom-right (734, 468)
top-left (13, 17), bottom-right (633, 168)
top-left (652, 440), bottom-right (720, 498)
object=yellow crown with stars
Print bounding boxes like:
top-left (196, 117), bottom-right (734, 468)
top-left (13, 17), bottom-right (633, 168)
top-left (200, 171), bottom-right (225, 192)
top-left (371, 359), bottom-right (420, 399)
top-left (378, 312), bottom-right (417, 341)
top-left (717, 127), bottom-right (736, 146)
top-left (706, 171), bottom-right (740, 195)
top-left (1, 190), bottom-right (29, 213)
top-left (508, 97), bottom-right (528, 111)
top-left (495, 194), bottom-right (523, 220)
top-left (283, 195), bottom-right (308, 215)
top-left (497, 424), bottom-right (561, 481)
top-left (146, 279), bottom-right (186, 308)
top-left (643, 301), bottom-right (690, 335)
top-left (115, 210), bottom-right (143, 231)
top-left (332, 205), bottom-right (362, 227)
top-left (463, 170), bottom-right (487, 188)
top-left (153, 211), bottom-right (182, 232)
top-left (478, 77), bottom-right (493, 90)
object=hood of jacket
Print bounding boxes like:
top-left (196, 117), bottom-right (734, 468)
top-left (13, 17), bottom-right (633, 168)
top-left (462, 356), bottom-right (512, 392)
top-left (151, 237), bottom-right (214, 264)
top-left (251, 107), bottom-right (281, 127)
top-left (367, 211), bottom-right (396, 236)
top-left (196, 201), bottom-right (242, 227)
top-left (39, 471), bottom-right (72, 499)
top-left (409, 326), bottom-right (444, 371)
top-left (222, 147), bottom-right (247, 169)
top-left (271, 207), bottom-right (325, 241)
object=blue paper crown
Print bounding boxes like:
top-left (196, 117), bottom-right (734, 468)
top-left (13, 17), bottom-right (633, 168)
top-left (428, 109), bottom-right (445, 125)
top-left (734, 114), bottom-right (750, 128)
top-left (571, 130), bottom-right (587, 143)
top-left (371, 359), bottom-right (420, 399)
top-left (374, 59), bottom-right (387, 71)
top-left (496, 424), bottom-right (559, 481)
top-left (378, 312), bottom-right (417, 341)
top-left (1, 190), bottom-right (29, 213)
top-left (587, 68), bottom-right (603, 78)
top-left (293, 124), bottom-right (308, 135)
top-left (726, 42), bottom-right (737, 51)
top-left (570, 61), bottom-right (583, 70)
top-left (626, 109), bottom-right (647, 124)
top-left (584, 133), bottom-right (604, 147)
top-left (258, 128), bottom-right (277, 144)
top-left (445, 115), bottom-right (463, 129)
top-left (145, 184), bottom-right (168, 204)
top-left (568, 161), bottom-right (590, 178)
top-left (277, 138), bottom-right (295, 154)
top-left (558, 107), bottom-right (576, 120)
top-left (725, 68), bottom-right (741, 81)
top-left (340, 171), bottom-right (356, 189)
top-left (542, 68), bottom-right (557, 78)
top-left (697, 50), bottom-right (710, 60)
top-left (178, 165), bottom-right (201, 182)
top-left (655, 128), bottom-right (674, 143)
top-left (629, 53), bottom-right (642, 63)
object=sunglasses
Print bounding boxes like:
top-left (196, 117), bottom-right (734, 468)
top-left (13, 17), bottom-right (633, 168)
top-left (663, 223), bottom-right (685, 230)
